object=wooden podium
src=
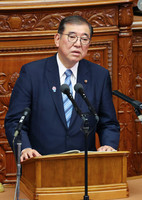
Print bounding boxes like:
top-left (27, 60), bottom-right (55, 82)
top-left (20, 151), bottom-right (129, 200)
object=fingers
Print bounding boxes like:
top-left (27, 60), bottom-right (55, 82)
top-left (20, 148), bottom-right (41, 162)
top-left (97, 145), bottom-right (117, 152)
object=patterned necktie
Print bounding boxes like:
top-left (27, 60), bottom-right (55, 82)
top-left (62, 69), bottom-right (73, 127)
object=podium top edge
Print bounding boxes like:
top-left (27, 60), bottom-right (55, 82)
top-left (22, 151), bottom-right (129, 163)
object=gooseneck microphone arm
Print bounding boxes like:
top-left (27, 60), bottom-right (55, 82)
top-left (60, 84), bottom-right (86, 122)
top-left (112, 90), bottom-right (142, 110)
top-left (74, 83), bottom-right (99, 123)
top-left (112, 90), bottom-right (142, 122)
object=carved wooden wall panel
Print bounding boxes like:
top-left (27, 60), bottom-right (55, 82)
top-left (0, 6), bottom-right (118, 32)
top-left (117, 3), bottom-right (136, 176)
top-left (0, 0), bottom-right (137, 183)
top-left (132, 26), bottom-right (142, 175)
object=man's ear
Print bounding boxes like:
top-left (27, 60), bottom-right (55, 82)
top-left (54, 33), bottom-right (60, 47)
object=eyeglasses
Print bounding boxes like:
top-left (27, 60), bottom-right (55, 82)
top-left (61, 33), bottom-right (90, 45)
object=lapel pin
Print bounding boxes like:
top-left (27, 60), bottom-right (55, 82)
top-left (84, 80), bottom-right (88, 84)
top-left (52, 86), bottom-right (56, 92)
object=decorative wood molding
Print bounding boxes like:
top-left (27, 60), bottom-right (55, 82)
top-left (0, 146), bottom-right (6, 181)
top-left (118, 37), bottom-right (133, 123)
top-left (118, 2), bottom-right (134, 176)
top-left (119, 3), bottom-right (133, 36)
top-left (90, 40), bottom-right (113, 78)
top-left (118, 36), bottom-right (135, 176)
top-left (133, 34), bottom-right (142, 44)
top-left (132, 18), bottom-right (142, 174)
top-left (0, 45), bottom-right (57, 54)
top-left (0, 72), bottom-right (19, 118)
top-left (0, 141), bottom-right (12, 152)
top-left (0, 123), bottom-right (6, 138)
top-left (0, 8), bottom-right (117, 33)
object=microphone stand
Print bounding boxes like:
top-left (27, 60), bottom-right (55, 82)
top-left (81, 114), bottom-right (90, 200)
top-left (13, 132), bottom-right (22, 200)
top-left (11, 107), bottom-right (31, 200)
top-left (80, 112), bottom-right (99, 200)
top-left (60, 85), bottom-right (98, 199)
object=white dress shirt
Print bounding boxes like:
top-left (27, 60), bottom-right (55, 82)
top-left (57, 53), bottom-right (79, 98)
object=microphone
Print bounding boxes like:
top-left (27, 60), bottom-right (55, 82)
top-left (112, 90), bottom-right (142, 110)
top-left (14, 107), bottom-right (31, 138)
top-left (60, 84), bottom-right (83, 119)
top-left (74, 83), bottom-right (99, 123)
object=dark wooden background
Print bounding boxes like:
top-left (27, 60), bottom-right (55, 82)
top-left (0, 0), bottom-right (142, 184)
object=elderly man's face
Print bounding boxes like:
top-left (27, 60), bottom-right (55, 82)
top-left (54, 23), bottom-right (91, 68)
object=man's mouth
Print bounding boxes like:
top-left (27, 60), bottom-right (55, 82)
top-left (71, 51), bottom-right (81, 56)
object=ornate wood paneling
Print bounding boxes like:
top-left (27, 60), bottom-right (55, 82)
top-left (0, 0), bottom-right (136, 184)
top-left (132, 15), bottom-right (142, 175)
top-left (0, 9), bottom-right (117, 33)
top-left (118, 3), bottom-right (136, 176)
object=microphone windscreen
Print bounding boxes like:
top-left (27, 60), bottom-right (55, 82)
top-left (60, 84), bottom-right (70, 94)
top-left (74, 83), bottom-right (84, 93)
top-left (18, 107), bottom-right (31, 125)
top-left (23, 107), bottom-right (31, 115)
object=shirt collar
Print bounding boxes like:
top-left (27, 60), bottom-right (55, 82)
top-left (56, 53), bottom-right (78, 79)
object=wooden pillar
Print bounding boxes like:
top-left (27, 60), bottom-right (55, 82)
top-left (118, 3), bottom-right (136, 176)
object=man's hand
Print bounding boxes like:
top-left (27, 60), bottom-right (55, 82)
top-left (97, 145), bottom-right (117, 152)
top-left (20, 148), bottom-right (41, 162)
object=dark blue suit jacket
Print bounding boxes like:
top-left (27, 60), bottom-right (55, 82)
top-left (5, 55), bottom-right (120, 155)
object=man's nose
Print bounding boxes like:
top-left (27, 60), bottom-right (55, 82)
top-left (74, 37), bottom-right (82, 46)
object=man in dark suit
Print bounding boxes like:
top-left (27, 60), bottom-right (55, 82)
top-left (5, 15), bottom-right (120, 162)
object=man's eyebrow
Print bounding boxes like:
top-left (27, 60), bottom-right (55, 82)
top-left (68, 31), bottom-right (76, 34)
top-left (68, 32), bottom-right (89, 37)
top-left (83, 33), bottom-right (90, 37)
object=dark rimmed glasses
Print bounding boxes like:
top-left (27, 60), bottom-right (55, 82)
top-left (61, 33), bottom-right (90, 45)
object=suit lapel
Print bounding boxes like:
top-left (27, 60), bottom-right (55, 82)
top-left (45, 56), bottom-right (67, 127)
